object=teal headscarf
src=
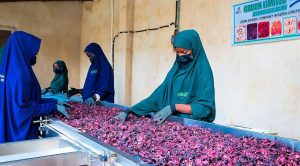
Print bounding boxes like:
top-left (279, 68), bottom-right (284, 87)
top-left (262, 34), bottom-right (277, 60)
top-left (0, 45), bottom-right (6, 65)
top-left (50, 60), bottom-right (69, 94)
top-left (131, 29), bottom-right (216, 122)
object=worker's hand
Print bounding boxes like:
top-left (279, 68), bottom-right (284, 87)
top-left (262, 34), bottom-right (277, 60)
top-left (153, 105), bottom-right (175, 124)
top-left (56, 105), bottom-right (69, 118)
top-left (67, 87), bottom-right (80, 98)
top-left (95, 100), bottom-right (103, 106)
top-left (84, 97), bottom-right (96, 106)
top-left (57, 100), bottom-right (71, 108)
top-left (113, 108), bottom-right (131, 124)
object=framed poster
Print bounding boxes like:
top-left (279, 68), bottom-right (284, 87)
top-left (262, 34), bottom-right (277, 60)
top-left (233, 0), bottom-right (300, 45)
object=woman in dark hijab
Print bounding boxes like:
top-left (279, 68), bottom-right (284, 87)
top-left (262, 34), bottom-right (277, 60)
top-left (68, 43), bottom-right (114, 105)
top-left (0, 31), bottom-right (69, 143)
top-left (42, 60), bottom-right (69, 94)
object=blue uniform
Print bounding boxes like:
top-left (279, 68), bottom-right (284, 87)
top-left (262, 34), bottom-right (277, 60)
top-left (82, 43), bottom-right (114, 103)
top-left (0, 31), bottom-right (57, 143)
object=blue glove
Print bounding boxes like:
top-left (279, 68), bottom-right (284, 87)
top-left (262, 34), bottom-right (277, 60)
top-left (95, 100), bottom-right (103, 106)
top-left (113, 108), bottom-right (131, 124)
top-left (84, 97), bottom-right (95, 106)
top-left (57, 100), bottom-right (71, 108)
top-left (56, 105), bottom-right (69, 118)
top-left (153, 105), bottom-right (176, 124)
top-left (41, 89), bottom-right (48, 95)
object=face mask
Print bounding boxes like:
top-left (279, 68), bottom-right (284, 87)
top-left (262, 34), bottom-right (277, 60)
top-left (53, 68), bottom-right (62, 74)
top-left (176, 54), bottom-right (193, 63)
top-left (89, 56), bottom-right (97, 64)
top-left (30, 57), bottom-right (37, 66)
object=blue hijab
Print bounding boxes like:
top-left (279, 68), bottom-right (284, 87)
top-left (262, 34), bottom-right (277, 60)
top-left (82, 43), bottom-right (114, 102)
top-left (0, 31), bottom-right (56, 143)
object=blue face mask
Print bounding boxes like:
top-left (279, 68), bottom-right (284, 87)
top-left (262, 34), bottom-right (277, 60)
top-left (176, 54), bottom-right (193, 63)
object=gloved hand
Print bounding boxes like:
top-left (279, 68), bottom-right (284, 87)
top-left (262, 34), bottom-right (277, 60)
top-left (41, 89), bottom-right (48, 95)
top-left (113, 108), bottom-right (131, 124)
top-left (56, 105), bottom-right (69, 118)
top-left (67, 87), bottom-right (80, 98)
top-left (57, 100), bottom-right (71, 108)
top-left (84, 97), bottom-right (96, 106)
top-left (42, 87), bottom-right (52, 94)
top-left (153, 105), bottom-right (176, 124)
top-left (95, 100), bottom-right (103, 106)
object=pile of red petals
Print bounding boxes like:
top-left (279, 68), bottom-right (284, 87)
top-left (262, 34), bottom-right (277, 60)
top-left (54, 103), bottom-right (300, 165)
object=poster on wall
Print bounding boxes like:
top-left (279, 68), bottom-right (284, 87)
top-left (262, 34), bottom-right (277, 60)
top-left (233, 0), bottom-right (300, 45)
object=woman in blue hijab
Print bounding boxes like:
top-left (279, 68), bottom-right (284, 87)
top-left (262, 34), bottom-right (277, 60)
top-left (68, 43), bottom-right (114, 105)
top-left (0, 31), bottom-right (69, 143)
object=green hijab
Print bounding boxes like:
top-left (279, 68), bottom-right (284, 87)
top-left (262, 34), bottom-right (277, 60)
top-left (131, 29), bottom-right (215, 122)
top-left (0, 45), bottom-right (6, 65)
top-left (50, 60), bottom-right (69, 94)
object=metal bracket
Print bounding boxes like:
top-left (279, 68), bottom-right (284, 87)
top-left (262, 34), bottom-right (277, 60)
top-left (33, 116), bottom-right (51, 136)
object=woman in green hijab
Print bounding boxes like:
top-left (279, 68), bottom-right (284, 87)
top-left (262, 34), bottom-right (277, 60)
top-left (114, 29), bottom-right (215, 124)
top-left (0, 45), bottom-right (6, 65)
top-left (42, 60), bottom-right (69, 94)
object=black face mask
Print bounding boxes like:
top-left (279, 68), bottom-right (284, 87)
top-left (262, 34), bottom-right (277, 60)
top-left (176, 54), bottom-right (193, 63)
top-left (89, 56), bottom-right (97, 64)
top-left (30, 57), bottom-right (37, 66)
top-left (53, 68), bottom-right (62, 74)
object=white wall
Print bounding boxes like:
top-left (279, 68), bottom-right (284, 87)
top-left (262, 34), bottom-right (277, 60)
top-left (0, 1), bottom-right (82, 88)
top-left (180, 0), bottom-right (300, 139)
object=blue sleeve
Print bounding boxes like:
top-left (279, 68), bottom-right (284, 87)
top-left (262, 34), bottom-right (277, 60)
top-left (41, 98), bottom-right (57, 104)
top-left (12, 80), bottom-right (58, 119)
top-left (95, 76), bottom-right (109, 99)
top-left (96, 68), bottom-right (113, 100)
top-left (96, 90), bottom-right (108, 100)
top-left (33, 102), bottom-right (57, 118)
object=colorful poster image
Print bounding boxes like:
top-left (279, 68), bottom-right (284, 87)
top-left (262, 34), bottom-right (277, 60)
top-left (258, 21), bottom-right (270, 38)
top-left (284, 17), bottom-right (296, 35)
top-left (233, 0), bottom-right (300, 45)
top-left (247, 23), bottom-right (258, 40)
top-left (236, 25), bottom-right (247, 42)
top-left (271, 19), bottom-right (283, 37)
